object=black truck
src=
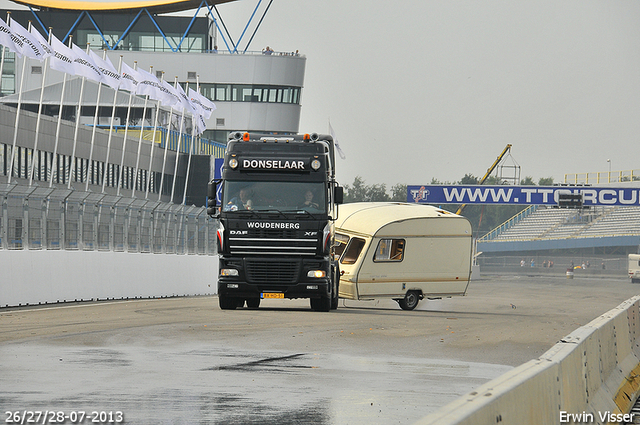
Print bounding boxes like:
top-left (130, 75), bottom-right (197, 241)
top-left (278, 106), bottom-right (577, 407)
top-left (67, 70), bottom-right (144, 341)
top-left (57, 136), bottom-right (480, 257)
top-left (207, 132), bottom-right (343, 311)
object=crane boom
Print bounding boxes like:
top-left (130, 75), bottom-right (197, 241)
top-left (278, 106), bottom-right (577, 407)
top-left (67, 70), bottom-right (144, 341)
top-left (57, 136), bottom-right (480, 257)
top-left (455, 144), bottom-right (512, 216)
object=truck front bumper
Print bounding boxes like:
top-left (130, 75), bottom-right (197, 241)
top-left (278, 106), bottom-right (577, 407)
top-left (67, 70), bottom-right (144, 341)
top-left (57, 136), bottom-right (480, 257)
top-left (217, 256), bottom-right (332, 299)
top-left (218, 279), bottom-right (331, 299)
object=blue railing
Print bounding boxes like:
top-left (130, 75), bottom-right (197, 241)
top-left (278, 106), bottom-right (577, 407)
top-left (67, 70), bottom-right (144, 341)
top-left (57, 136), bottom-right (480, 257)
top-left (103, 125), bottom-right (226, 157)
top-left (478, 205), bottom-right (539, 242)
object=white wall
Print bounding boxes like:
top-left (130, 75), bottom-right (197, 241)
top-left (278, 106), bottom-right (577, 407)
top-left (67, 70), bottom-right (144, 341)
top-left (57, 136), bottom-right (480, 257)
top-left (0, 250), bottom-right (217, 307)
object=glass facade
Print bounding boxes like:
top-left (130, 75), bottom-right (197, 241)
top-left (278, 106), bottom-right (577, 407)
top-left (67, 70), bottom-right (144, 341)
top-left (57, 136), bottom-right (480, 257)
top-left (194, 83), bottom-right (301, 105)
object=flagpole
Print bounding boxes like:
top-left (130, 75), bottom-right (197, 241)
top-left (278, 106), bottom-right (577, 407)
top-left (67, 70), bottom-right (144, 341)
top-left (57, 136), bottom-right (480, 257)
top-left (117, 61), bottom-right (137, 196)
top-left (84, 49), bottom-right (107, 191)
top-left (0, 43), bottom-right (5, 96)
top-left (67, 43), bottom-right (92, 189)
top-left (50, 36), bottom-right (72, 188)
top-left (28, 27), bottom-right (52, 186)
top-left (0, 12), bottom-right (11, 103)
top-left (157, 72), bottom-right (173, 202)
top-left (181, 79), bottom-right (199, 205)
top-left (102, 56), bottom-right (122, 193)
top-left (145, 73), bottom-right (164, 199)
top-left (170, 78), bottom-right (187, 204)
top-left (7, 20), bottom-right (32, 184)
top-left (181, 112), bottom-right (197, 205)
top-left (131, 66), bottom-right (152, 197)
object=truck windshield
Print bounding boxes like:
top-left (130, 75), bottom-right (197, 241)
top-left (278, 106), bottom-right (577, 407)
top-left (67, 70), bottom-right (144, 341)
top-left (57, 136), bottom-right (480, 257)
top-left (222, 181), bottom-right (327, 214)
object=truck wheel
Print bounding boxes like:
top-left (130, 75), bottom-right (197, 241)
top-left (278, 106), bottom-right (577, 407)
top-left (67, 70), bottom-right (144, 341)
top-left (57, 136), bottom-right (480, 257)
top-left (399, 291), bottom-right (420, 311)
top-left (246, 298), bottom-right (261, 308)
top-left (219, 294), bottom-right (238, 310)
top-left (330, 290), bottom-right (339, 310)
top-left (311, 296), bottom-right (331, 312)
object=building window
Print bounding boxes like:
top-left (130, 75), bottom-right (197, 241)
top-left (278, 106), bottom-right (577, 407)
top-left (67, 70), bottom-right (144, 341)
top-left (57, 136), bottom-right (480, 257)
top-left (196, 83), bottom-right (301, 104)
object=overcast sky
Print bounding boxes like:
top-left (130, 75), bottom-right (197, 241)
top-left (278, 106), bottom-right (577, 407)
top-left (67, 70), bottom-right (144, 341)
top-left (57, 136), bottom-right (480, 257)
top-left (3, 0), bottom-right (640, 188)
top-left (216, 0), bottom-right (640, 188)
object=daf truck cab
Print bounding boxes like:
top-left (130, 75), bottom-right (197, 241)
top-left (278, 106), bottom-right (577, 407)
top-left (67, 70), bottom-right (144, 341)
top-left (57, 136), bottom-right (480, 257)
top-left (207, 132), bottom-right (343, 311)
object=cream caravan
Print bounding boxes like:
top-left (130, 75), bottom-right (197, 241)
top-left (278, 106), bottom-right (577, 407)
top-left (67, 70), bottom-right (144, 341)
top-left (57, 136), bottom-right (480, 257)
top-left (335, 203), bottom-right (473, 310)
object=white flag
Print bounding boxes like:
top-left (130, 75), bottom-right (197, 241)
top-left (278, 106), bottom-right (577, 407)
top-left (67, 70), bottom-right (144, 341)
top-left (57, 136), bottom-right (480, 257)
top-left (188, 87), bottom-right (216, 119)
top-left (9, 19), bottom-right (48, 60)
top-left (194, 112), bottom-right (207, 135)
top-left (29, 26), bottom-right (54, 58)
top-left (88, 49), bottom-right (120, 90)
top-left (119, 61), bottom-right (142, 93)
top-left (136, 68), bottom-right (163, 100)
top-left (329, 122), bottom-right (346, 160)
top-left (49, 34), bottom-right (76, 75)
top-left (174, 82), bottom-right (196, 115)
top-left (136, 68), bottom-right (182, 110)
top-left (71, 43), bottom-right (104, 83)
top-left (158, 77), bottom-right (183, 111)
top-left (0, 18), bottom-right (22, 54)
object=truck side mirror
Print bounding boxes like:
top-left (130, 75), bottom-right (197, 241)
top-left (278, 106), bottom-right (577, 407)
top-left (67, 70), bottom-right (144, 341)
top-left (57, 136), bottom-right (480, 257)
top-left (207, 180), bottom-right (219, 217)
top-left (334, 186), bottom-right (344, 205)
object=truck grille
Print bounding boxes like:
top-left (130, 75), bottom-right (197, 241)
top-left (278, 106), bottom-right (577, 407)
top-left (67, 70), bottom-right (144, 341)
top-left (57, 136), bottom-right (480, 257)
top-left (229, 237), bottom-right (318, 256)
top-left (245, 259), bottom-right (301, 284)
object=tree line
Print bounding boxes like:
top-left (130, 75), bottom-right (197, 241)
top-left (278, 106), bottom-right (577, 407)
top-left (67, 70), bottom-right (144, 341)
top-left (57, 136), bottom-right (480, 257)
top-left (342, 174), bottom-right (555, 238)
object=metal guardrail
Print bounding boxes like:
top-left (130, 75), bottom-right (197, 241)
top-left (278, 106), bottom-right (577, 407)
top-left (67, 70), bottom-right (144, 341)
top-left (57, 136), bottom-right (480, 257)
top-left (477, 205), bottom-right (538, 242)
top-left (0, 184), bottom-right (217, 255)
top-left (564, 169), bottom-right (640, 184)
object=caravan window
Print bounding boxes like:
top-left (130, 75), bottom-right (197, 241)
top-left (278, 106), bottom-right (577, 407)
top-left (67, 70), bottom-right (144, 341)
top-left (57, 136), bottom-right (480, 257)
top-left (341, 237), bottom-right (366, 265)
top-left (373, 239), bottom-right (405, 262)
top-left (334, 233), bottom-right (350, 259)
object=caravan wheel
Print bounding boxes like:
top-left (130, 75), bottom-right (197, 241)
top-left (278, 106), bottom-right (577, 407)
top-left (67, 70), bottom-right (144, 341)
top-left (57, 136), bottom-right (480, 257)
top-left (399, 291), bottom-right (420, 311)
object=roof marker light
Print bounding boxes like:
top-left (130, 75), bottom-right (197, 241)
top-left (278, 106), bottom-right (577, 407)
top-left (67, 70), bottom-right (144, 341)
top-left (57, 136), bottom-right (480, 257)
top-left (243, 132), bottom-right (250, 141)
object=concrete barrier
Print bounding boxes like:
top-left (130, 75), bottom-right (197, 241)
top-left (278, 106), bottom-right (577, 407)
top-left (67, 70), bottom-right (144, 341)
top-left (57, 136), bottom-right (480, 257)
top-left (0, 250), bottom-right (217, 307)
top-left (416, 295), bottom-right (640, 425)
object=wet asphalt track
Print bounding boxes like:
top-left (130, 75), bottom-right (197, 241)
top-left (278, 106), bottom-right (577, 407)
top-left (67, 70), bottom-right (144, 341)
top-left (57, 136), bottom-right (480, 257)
top-left (1, 274), bottom-right (638, 424)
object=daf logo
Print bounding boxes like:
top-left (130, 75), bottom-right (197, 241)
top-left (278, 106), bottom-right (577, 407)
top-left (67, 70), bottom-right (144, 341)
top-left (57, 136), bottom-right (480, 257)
top-left (305, 231), bottom-right (318, 236)
top-left (230, 230), bottom-right (248, 235)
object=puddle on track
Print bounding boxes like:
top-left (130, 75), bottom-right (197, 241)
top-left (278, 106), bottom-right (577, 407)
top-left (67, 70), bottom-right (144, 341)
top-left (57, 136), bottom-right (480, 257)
top-left (0, 342), bottom-right (511, 424)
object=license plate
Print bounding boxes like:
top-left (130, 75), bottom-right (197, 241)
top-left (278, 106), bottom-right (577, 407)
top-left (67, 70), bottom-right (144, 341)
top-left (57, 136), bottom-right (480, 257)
top-left (261, 292), bottom-right (284, 299)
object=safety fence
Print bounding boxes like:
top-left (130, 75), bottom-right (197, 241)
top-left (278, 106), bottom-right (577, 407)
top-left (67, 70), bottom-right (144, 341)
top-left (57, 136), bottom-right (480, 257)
top-left (0, 185), bottom-right (217, 255)
top-left (564, 169), bottom-right (640, 185)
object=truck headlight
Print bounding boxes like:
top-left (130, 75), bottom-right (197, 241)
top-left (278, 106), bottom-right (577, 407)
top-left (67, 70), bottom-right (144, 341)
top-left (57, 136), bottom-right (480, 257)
top-left (229, 158), bottom-right (238, 169)
top-left (221, 268), bottom-right (239, 276)
top-left (311, 159), bottom-right (321, 170)
top-left (307, 270), bottom-right (326, 278)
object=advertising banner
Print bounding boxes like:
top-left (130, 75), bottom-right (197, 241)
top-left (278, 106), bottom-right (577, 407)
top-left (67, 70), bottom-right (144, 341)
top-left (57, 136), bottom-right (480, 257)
top-left (407, 185), bottom-right (640, 207)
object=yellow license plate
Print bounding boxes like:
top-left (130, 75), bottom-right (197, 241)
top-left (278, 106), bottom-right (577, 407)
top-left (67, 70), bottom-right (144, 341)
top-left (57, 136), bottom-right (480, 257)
top-left (261, 292), bottom-right (284, 299)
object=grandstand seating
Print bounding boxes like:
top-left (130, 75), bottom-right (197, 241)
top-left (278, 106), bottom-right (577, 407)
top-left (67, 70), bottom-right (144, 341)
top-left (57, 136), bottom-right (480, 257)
top-left (482, 205), bottom-right (640, 242)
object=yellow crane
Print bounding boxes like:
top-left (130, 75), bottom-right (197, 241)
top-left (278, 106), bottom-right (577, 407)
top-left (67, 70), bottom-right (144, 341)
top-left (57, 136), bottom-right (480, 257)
top-left (456, 144), bottom-right (513, 216)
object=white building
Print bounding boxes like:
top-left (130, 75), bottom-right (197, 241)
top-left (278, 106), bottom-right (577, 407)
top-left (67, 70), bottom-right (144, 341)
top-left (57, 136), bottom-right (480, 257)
top-left (0, 1), bottom-right (305, 203)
